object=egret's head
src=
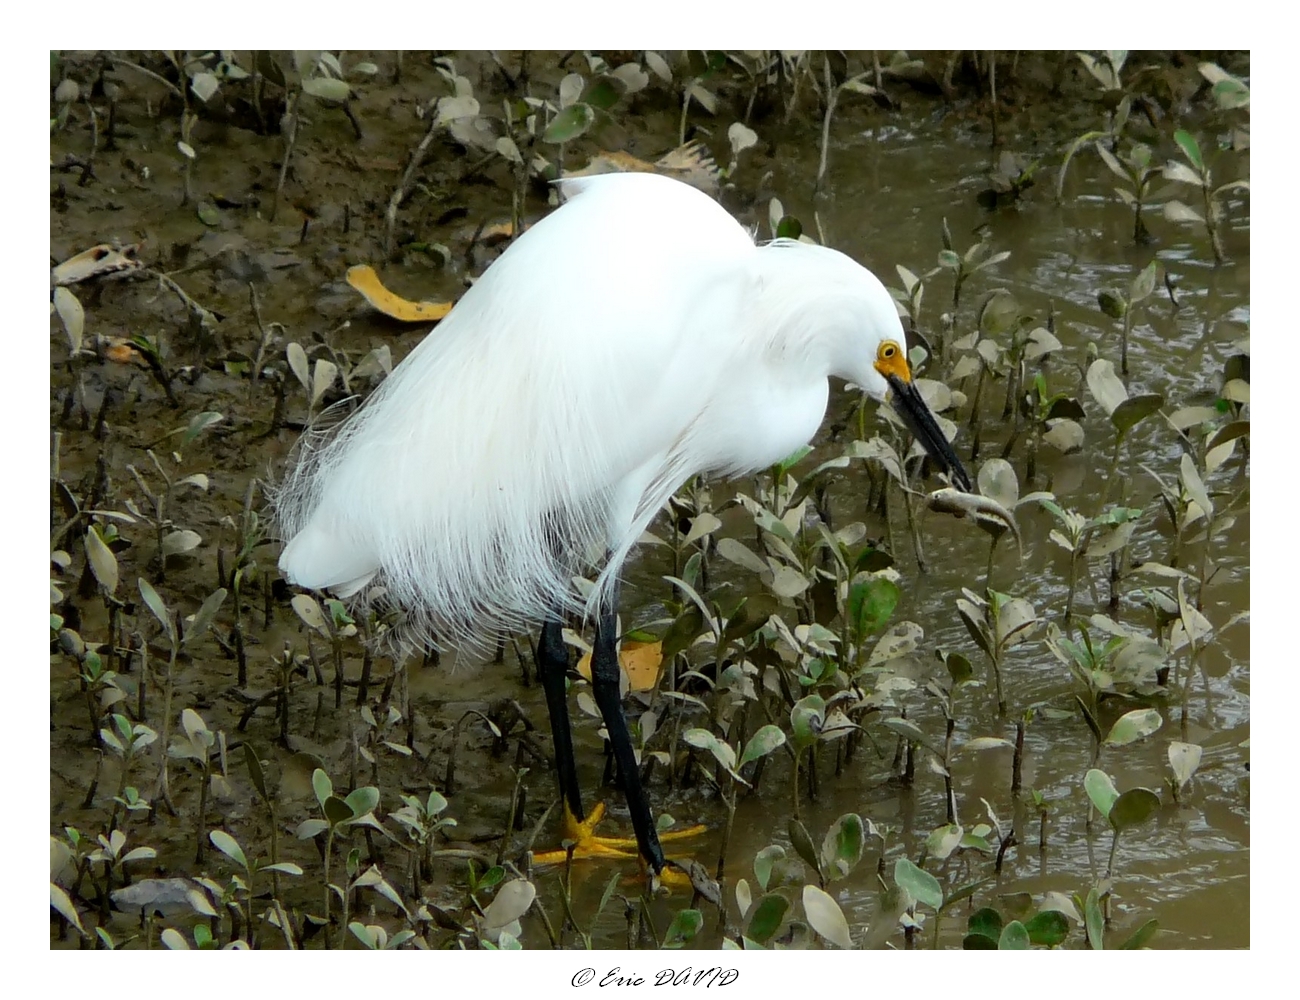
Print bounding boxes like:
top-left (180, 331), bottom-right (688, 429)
top-left (754, 240), bottom-right (971, 490)
top-left (866, 332), bottom-right (972, 493)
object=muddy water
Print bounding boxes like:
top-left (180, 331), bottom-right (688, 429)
top-left (50, 52), bottom-right (1247, 949)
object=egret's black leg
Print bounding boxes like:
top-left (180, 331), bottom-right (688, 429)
top-left (538, 618), bottom-right (584, 822)
top-left (590, 591), bottom-right (666, 873)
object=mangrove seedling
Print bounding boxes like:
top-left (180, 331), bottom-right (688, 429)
top-left (1095, 261), bottom-right (1159, 376)
top-left (1163, 128), bottom-right (1249, 265)
top-left (1083, 768), bottom-right (1160, 879)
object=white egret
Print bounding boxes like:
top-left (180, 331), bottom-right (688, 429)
top-left (276, 172), bottom-right (969, 876)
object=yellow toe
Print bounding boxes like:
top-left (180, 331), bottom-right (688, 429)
top-left (529, 801), bottom-right (707, 873)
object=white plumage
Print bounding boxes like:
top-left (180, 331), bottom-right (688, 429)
top-left (276, 172), bottom-right (950, 644)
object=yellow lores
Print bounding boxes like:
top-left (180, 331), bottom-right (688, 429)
top-left (874, 339), bottom-right (911, 383)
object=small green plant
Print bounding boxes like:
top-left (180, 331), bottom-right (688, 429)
top-left (294, 769), bottom-right (386, 947)
top-left (1095, 141), bottom-right (1162, 244)
top-left (208, 828), bottom-right (303, 947)
top-left (1084, 767), bottom-right (1160, 879)
top-left (956, 588), bottom-right (1041, 715)
top-left (1163, 127), bottom-right (1249, 265)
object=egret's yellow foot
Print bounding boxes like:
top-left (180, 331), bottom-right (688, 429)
top-left (530, 801), bottom-right (707, 873)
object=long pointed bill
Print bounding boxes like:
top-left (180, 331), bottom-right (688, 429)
top-left (886, 373), bottom-right (973, 492)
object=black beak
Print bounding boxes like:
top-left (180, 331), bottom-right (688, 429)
top-left (886, 374), bottom-right (972, 492)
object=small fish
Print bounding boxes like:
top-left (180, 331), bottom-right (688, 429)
top-left (927, 487), bottom-right (1022, 553)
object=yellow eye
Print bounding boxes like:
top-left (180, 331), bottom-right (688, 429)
top-left (874, 340), bottom-right (911, 381)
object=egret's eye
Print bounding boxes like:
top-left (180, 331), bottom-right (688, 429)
top-left (878, 341), bottom-right (900, 361)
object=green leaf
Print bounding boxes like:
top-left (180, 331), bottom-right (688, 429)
top-left (311, 768), bottom-right (334, 809)
top-left (208, 830), bottom-right (247, 869)
top-left (1110, 394), bottom-right (1164, 438)
top-left (775, 215), bottom-right (803, 240)
top-left (85, 526), bottom-right (119, 595)
top-left (182, 588), bottom-right (227, 648)
top-left (662, 908), bottom-right (704, 947)
top-left (1103, 707), bottom-right (1163, 747)
top-left (138, 578), bottom-right (174, 641)
top-left (1163, 199), bottom-right (1204, 224)
top-left (344, 786), bottom-right (380, 818)
top-left (1167, 741), bottom-right (1203, 788)
top-left (848, 577), bottom-right (900, 639)
top-left (1206, 420), bottom-right (1250, 453)
top-left (301, 77), bottom-right (352, 103)
top-left (978, 289), bottom-right (1020, 336)
top-left (323, 794), bottom-right (353, 826)
top-left (820, 813), bottom-right (865, 877)
top-left (1109, 787), bottom-right (1160, 831)
top-left (51, 884), bottom-right (87, 937)
top-left (1129, 261), bottom-right (1158, 303)
top-left (295, 818), bottom-right (329, 839)
top-left (967, 907), bottom-right (1002, 943)
top-left (1119, 917), bottom-right (1159, 949)
top-left (802, 884), bottom-right (852, 949)
top-left (894, 858), bottom-right (943, 910)
top-left (244, 744), bottom-right (268, 802)
top-left (746, 893), bottom-right (789, 943)
top-left (998, 920), bottom-right (1031, 949)
top-left (1211, 78), bottom-right (1250, 110)
top-left (1024, 909), bottom-right (1071, 946)
top-left (583, 79), bottom-right (619, 110)
top-left (1162, 160), bottom-right (1203, 186)
top-left (1180, 452), bottom-right (1214, 521)
top-left (349, 922), bottom-right (377, 949)
top-left (1085, 887), bottom-right (1105, 950)
top-left (660, 603), bottom-right (704, 663)
top-left (787, 817), bottom-right (820, 877)
top-left (181, 411), bottom-right (224, 449)
top-left (542, 103), bottom-right (595, 143)
top-left (262, 862), bottom-right (304, 876)
top-left (1084, 768), bottom-right (1119, 818)
top-left (1173, 129), bottom-right (1204, 172)
top-left (881, 716), bottom-right (928, 746)
top-left (1086, 359), bottom-right (1128, 417)
top-left (754, 845), bottom-right (785, 892)
top-left (738, 725), bottom-right (786, 769)
top-left (1096, 289), bottom-right (1127, 320)
top-left (789, 694), bottom-right (825, 749)
top-left (1094, 141), bottom-right (1129, 182)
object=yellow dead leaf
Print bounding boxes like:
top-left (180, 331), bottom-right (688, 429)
top-left (568, 141), bottom-right (720, 195)
top-left (575, 640), bottom-right (665, 693)
top-left (479, 221), bottom-right (515, 243)
top-left (102, 337), bottom-right (142, 364)
top-left (346, 264), bottom-right (453, 323)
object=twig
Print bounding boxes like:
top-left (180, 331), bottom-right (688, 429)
top-left (248, 283), bottom-right (278, 398)
top-left (343, 101), bottom-right (363, 140)
top-left (271, 91), bottom-right (300, 223)
top-left (385, 112), bottom-right (443, 257)
top-left (79, 101), bottom-right (99, 187)
top-left (109, 57), bottom-right (185, 100)
top-left (146, 268), bottom-right (218, 336)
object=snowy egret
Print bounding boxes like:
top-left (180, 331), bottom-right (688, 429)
top-left (276, 172), bottom-right (970, 876)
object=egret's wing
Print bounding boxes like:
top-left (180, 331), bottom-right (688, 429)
top-left (276, 173), bottom-right (756, 642)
